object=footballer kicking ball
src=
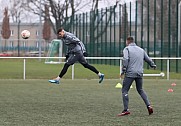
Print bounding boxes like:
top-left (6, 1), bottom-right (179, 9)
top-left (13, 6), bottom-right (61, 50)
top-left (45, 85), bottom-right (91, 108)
top-left (21, 30), bottom-right (30, 39)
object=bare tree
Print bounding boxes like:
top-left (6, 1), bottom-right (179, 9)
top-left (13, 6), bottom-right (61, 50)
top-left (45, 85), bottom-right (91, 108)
top-left (92, 0), bottom-right (99, 10)
top-left (89, 0), bottom-right (120, 41)
top-left (9, 0), bottom-right (36, 23)
top-left (42, 4), bottom-right (51, 43)
top-left (120, 3), bottom-right (129, 40)
top-left (22, 0), bottom-right (90, 35)
top-left (1, 7), bottom-right (11, 50)
top-left (9, 0), bottom-right (21, 23)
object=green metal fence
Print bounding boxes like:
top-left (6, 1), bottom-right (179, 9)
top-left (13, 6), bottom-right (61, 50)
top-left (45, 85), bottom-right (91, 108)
top-left (63, 0), bottom-right (181, 73)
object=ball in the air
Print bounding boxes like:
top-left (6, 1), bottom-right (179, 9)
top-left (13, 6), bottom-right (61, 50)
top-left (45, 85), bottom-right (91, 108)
top-left (21, 30), bottom-right (30, 39)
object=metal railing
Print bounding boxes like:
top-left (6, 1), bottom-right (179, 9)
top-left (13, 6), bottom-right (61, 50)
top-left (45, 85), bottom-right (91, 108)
top-left (0, 57), bottom-right (180, 80)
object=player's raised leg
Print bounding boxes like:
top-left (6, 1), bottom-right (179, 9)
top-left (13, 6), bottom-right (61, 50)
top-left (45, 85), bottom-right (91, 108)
top-left (79, 55), bottom-right (104, 83)
top-left (82, 63), bottom-right (104, 83)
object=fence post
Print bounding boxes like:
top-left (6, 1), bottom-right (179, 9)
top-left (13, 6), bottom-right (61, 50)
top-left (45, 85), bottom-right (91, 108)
top-left (23, 58), bottom-right (26, 80)
top-left (178, 1), bottom-right (181, 57)
top-left (105, 7), bottom-right (108, 64)
top-left (123, 3), bottom-right (127, 46)
top-left (83, 13), bottom-right (85, 45)
top-left (168, 0), bottom-right (171, 57)
top-left (161, 0), bottom-right (163, 71)
top-left (167, 59), bottom-right (170, 80)
top-left (154, 0), bottom-right (157, 58)
top-left (119, 58), bottom-right (122, 79)
top-left (177, 0), bottom-right (181, 73)
top-left (101, 8), bottom-right (103, 64)
top-left (113, 5), bottom-right (116, 64)
top-left (135, 1), bottom-right (138, 42)
top-left (119, 4), bottom-right (122, 58)
top-left (78, 14), bottom-right (81, 40)
top-left (109, 6), bottom-right (112, 65)
top-left (141, 0), bottom-right (143, 48)
top-left (85, 12), bottom-right (88, 48)
top-left (129, 2), bottom-right (132, 36)
top-left (147, 0), bottom-right (150, 69)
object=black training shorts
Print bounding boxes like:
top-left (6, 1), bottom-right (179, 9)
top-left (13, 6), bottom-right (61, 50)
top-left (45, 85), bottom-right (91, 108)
top-left (66, 51), bottom-right (87, 65)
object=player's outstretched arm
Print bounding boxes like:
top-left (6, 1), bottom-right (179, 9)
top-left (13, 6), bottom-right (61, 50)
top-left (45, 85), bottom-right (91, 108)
top-left (144, 51), bottom-right (156, 69)
top-left (121, 48), bottom-right (129, 75)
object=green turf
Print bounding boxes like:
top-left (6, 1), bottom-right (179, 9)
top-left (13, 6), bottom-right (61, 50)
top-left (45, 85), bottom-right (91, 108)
top-left (0, 79), bottom-right (181, 126)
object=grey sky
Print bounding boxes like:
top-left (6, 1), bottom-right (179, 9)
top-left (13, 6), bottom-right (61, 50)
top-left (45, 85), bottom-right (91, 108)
top-left (0, 0), bottom-right (135, 23)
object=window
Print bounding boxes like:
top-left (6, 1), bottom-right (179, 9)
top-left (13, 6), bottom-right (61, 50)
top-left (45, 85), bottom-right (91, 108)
top-left (23, 41), bottom-right (26, 47)
top-left (10, 41), bottom-right (13, 47)
top-left (11, 30), bottom-right (14, 36)
top-left (36, 30), bottom-right (39, 36)
top-left (36, 41), bottom-right (39, 48)
top-left (86, 31), bottom-right (90, 36)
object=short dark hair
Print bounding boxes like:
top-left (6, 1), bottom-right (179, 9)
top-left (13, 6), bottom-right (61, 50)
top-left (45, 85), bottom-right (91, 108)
top-left (127, 36), bottom-right (134, 42)
top-left (57, 28), bottom-right (64, 34)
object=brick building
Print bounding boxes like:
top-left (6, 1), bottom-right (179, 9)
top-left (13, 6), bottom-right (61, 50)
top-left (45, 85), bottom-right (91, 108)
top-left (0, 22), bottom-right (56, 56)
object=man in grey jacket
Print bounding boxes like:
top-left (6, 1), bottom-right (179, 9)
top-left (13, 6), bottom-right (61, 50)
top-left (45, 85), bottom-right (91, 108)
top-left (117, 36), bottom-right (156, 116)
top-left (49, 28), bottom-right (104, 84)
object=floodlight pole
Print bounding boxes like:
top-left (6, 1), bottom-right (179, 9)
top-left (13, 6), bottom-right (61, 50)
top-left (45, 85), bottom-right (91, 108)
top-left (17, 20), bottom-right (20, 57)
top-left (39, 0), bottom-right (42, 61)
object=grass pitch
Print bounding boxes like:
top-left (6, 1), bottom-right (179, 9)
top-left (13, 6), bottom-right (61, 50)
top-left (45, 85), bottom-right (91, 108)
top-left (0, 79), bottom-right (181, 126)
top-left (0, 58), bottom-right (181, 80)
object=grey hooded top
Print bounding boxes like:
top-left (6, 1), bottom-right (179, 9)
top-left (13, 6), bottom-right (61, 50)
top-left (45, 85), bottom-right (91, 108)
top-left (61, 31), bottom-right (86, 54)
top-left (122, 43), bottom-right (156, 78)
